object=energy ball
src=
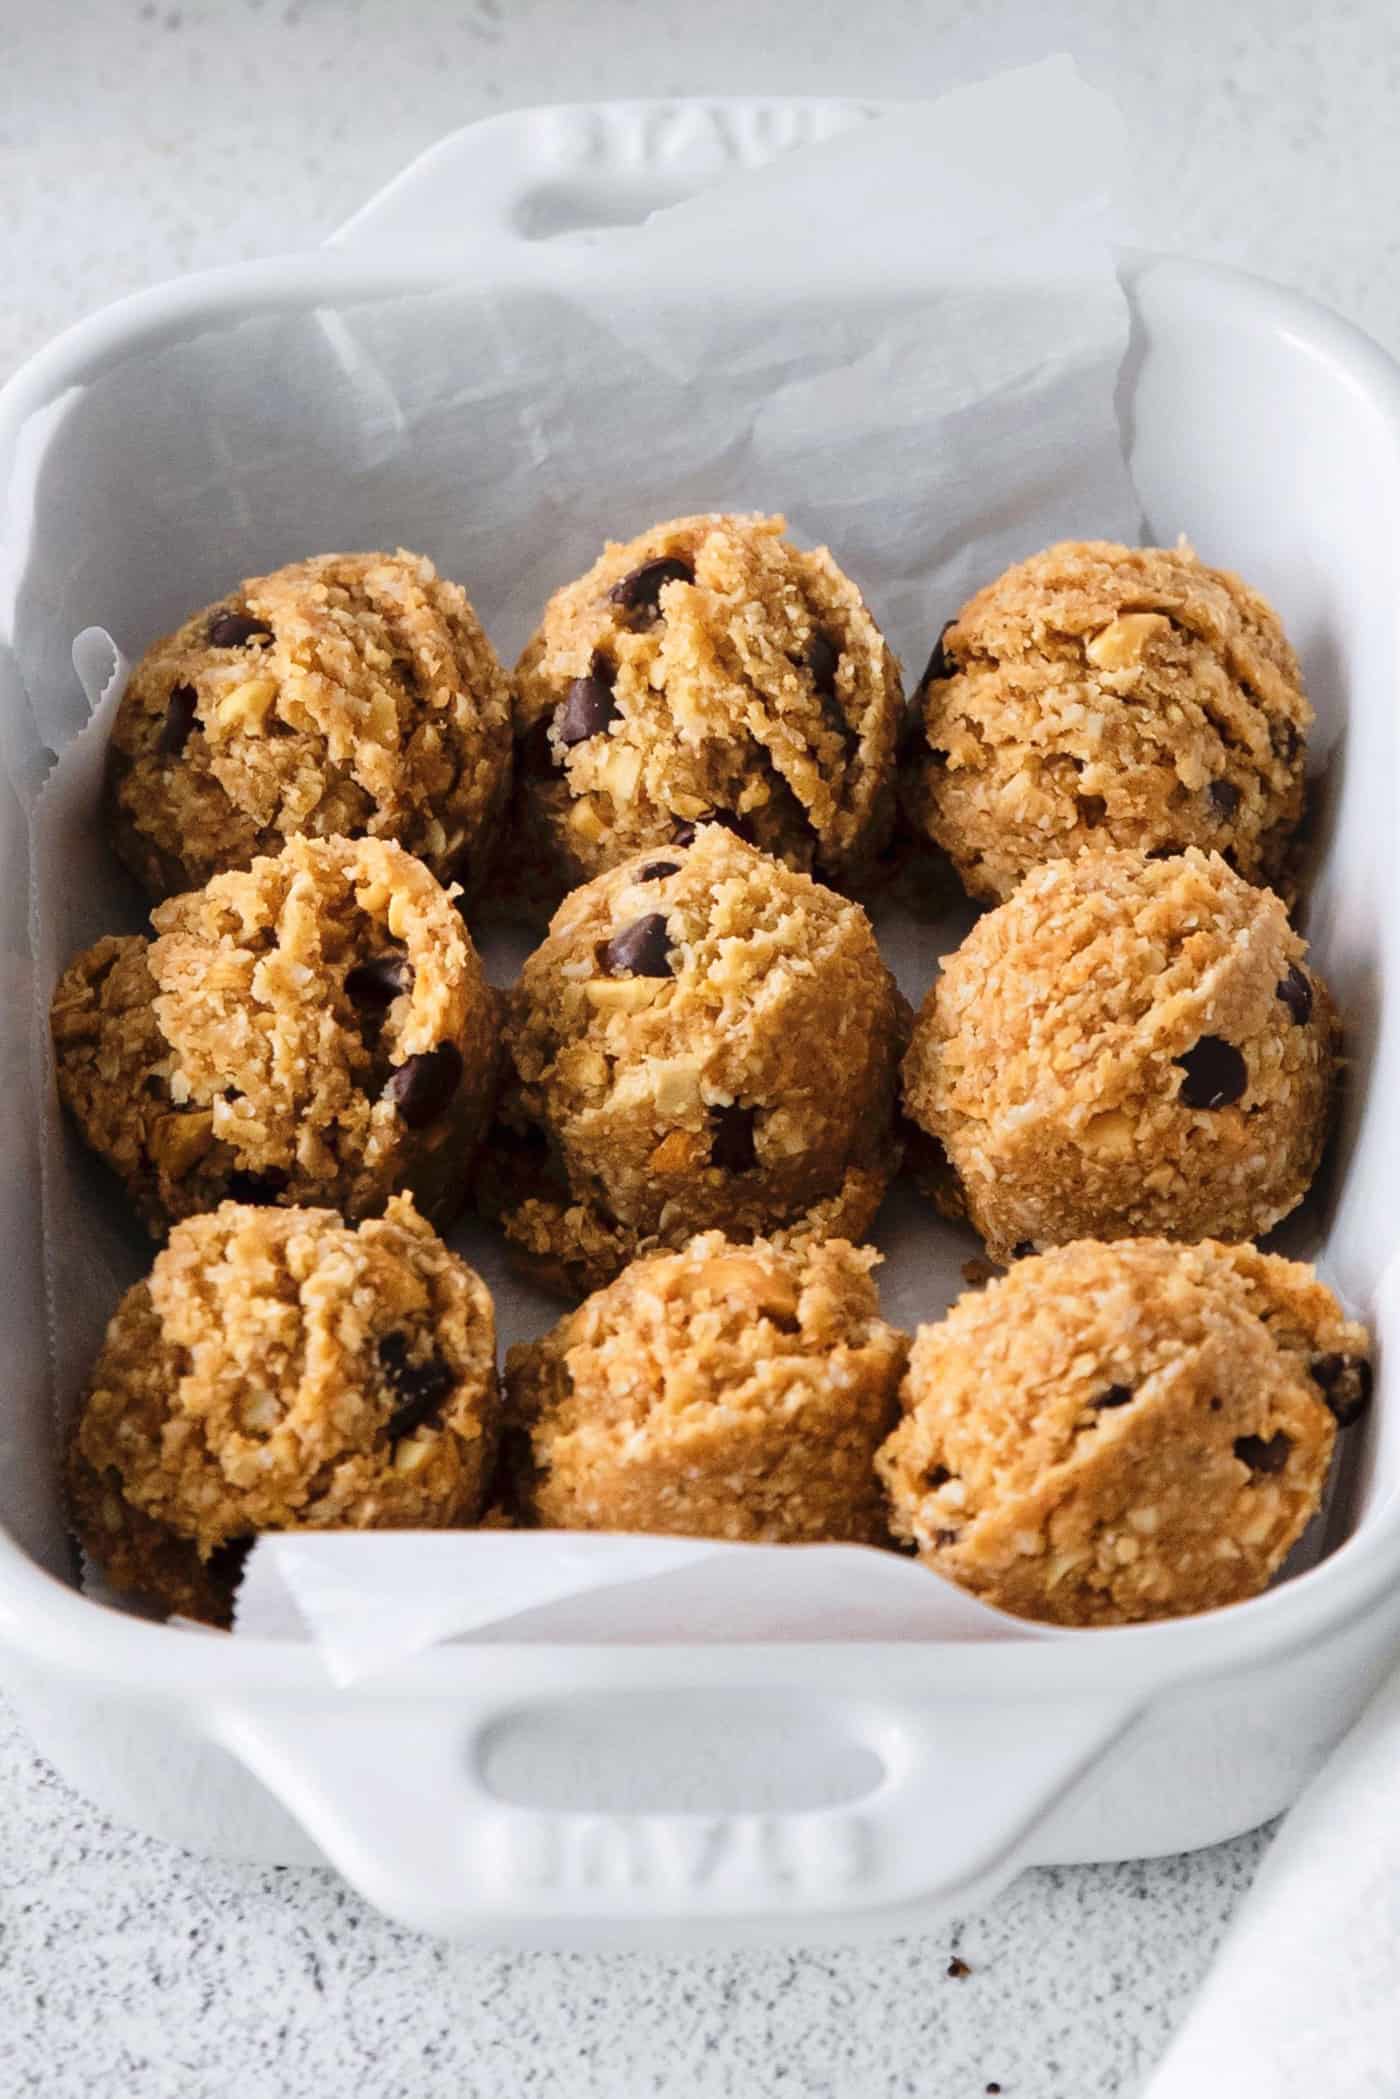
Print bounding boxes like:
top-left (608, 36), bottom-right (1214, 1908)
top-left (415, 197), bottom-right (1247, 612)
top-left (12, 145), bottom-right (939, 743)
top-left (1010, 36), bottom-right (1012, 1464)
top-left (877, 1237), bottom-right (1370, 1625)
top-left (505, 1232), bottom-right (907, 1542)
top-left (480, 825), bottom-right (906, 1295)
top-left (903, 540), bottom-right (1311, 902)
top-left (903, 847), bottom-right (1336, 1259)
top-left (52, 834), bottom-right (497, 1233)
top-left (66, 1196), bottom-right (499, 1624)
top-left (106, 549), bottom-right (513, 902)
top-left (511, 512), bottom-right (903, 896)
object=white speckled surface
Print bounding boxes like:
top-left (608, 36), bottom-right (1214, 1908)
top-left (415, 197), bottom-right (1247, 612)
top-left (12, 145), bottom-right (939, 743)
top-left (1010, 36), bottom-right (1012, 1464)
top-left (5, 2), bottom-right (1398, 2091)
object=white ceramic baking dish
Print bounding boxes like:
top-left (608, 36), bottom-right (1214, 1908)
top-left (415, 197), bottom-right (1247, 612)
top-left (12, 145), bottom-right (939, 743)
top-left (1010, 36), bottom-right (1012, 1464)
top-left (1, 98), bottom-right (1398, 1947)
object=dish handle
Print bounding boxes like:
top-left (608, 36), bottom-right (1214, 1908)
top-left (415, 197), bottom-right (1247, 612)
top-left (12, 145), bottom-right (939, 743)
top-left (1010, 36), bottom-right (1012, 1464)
top-left (328, 98), bottom-right (880, 258)
top-left (211, 1679), bottom-right (1136, 1940)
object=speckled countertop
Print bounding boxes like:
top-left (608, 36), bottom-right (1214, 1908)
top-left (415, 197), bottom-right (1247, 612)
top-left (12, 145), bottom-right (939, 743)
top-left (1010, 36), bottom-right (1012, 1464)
top-left (5, 3), bottom-right (1398, 2093)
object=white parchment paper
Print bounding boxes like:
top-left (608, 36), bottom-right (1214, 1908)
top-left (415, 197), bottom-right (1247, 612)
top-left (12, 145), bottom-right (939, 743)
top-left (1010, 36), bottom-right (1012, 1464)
top-left (13, 61), bottom-right (1146, 1668)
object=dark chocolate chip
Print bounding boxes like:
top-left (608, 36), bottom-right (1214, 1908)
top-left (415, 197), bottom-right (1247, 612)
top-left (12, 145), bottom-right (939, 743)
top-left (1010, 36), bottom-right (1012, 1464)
top-left (557, 667), bottom-right (618, 746)
top-left (638, 861), bottom-right (680, 883)
top-left (158, 681), bottom-right (198, 757)
top-left (345, 952), bottom-right (413, 1011)
top-left (383, 1042), bottom-right (464, 1127)
top-left (1234, 1430), bottom-right (1292, 1474)
top-left (378, 1330), bottom-right (457, 1441)
top-left (806, 629), bottom-right (840, 697)
top-left (1209, 778), bottom-right (1242, 818)
top-left (987, 2085), bottom-right (1003, 2094)
top-left (1276, 964), bottom-right (1313, 1026)
top-left (710, 1102), bottom-right (758, 1172)
top-left (1176, 1036), bottom-right (1247, 1109)
top-left (671, 808), bottom-right (754, 848)
top-left (208, 610), bottom-right (273, 649)
top-left (946, 1956), bottom-right (971, 1979)
top-left (1011, 1241), bottom-right (1036, 1259)
top-left (1209, 1397), bottom-right (1224, 1412)
top-left (1311, 1352), bottom-right (1373, 1428)
top-left (916, 621), bottom-right (956, 693)
top-left (224, 1168), bottom-right (289, 1205)
top-left (1271, 717), bottom-right (1302, 765)
top-left (1093, 1384), bottom-right (1135, 1410)
top-left (598, 913), bottom-right (673, 979)
top-left (926, 1464), bottom-right (952, 1488)
top-left (517, 716), bottom-right (557, 775)
top-left (1077, 793), bottom-right (1107, 828)
top-left (609, 556), bottom-right (693, 620)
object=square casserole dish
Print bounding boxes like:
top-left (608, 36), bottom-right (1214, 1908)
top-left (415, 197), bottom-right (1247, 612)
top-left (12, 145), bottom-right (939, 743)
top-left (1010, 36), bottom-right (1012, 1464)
top-left (0, 98), bottom-right (1397, 1947)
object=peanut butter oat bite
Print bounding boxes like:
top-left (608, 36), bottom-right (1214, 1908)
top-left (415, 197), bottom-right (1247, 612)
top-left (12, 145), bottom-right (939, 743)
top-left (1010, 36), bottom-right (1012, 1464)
top-left (66, 1197), bottom-right (500, 1626)
top-left (903, 540), bottom-right (1310, 902)
top-left (106, 550), bottom-right (512, 901)
top-left (505, 1233), bottom-right (907, 1541)
top-left (877, 1238), bottom-right (1370, 1626)
top-left (51, 834), bottom-right (497, 1233)
top-left (902, 847), bottom-right (1336, 1259)
top-left (511, 512), bottom-right (903, 896)
top-left (478, 825), bottom-right (905, 1296)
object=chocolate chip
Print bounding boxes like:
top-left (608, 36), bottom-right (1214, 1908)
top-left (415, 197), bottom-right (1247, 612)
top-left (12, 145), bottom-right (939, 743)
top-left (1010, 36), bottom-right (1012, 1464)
top-left (1311, 1352), bottom-right (1373, 1427)
top-left (1176, 1036), bottom-right (1247, 1109)
top-left (961, 1257), bottom-right (1001, 1288)
top-left (1276, 964), bottom-right (1313, 1026)
top-left (933, 1529), bottom-right (960, 1548)
top-left (672, 807), bottom-right (754, 848)
top-left (1011, 1241), bottom-right (1036, 1259)
top-left (345, 952), bottom-right (412, 1011)
top-left (1209, 778), bottom-right (1242, 818)
top-left (609, 556), bottom-right (693, 621)
top-left (224, 1169), bottom-right (289, 1205)
top-left (710, 1103), bottom-right (758, 1172)
top-left (1146, 844), bottom-right (1179, 861)
top-left (383, 1042), bottom-right (463, 1127)
top-left (806, 629), bottom-right (840, 697)
top-left (986, 2085), bottom-right (1003, 2094)
top-left (557, 665), bottom-right (617, 746)
top-left (638, 861), bottom-right (680, 883)
top-left (598, 913), bottom-right (673, 978)
top-left (946, 1956), bottom-right (971, 1980)
top-left (1271, 717), bottom-right (1302, 765)
top-left (1209, 1397), bottom-right (1224, 1412)
top-left (1093, 1384), bottom-right (1134, 1410)
top-left (1234, 1430), bottom-right (1292, 1474)
top-left (207, 610), bottom-right (273, 649)
top-left (378, 1331), bottom-right (457, 1441)
top-left (516, 716), bottom-right (557, 775)
top-left (916, 621), bottom-right (956, 693)
top-left (157, 681), bottom-right (198, 756)
top-left (926, 1465), bottom-right (951, 1488)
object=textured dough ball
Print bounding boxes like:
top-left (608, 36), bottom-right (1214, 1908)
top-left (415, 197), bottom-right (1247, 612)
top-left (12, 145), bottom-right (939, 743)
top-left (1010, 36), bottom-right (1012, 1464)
top-left (511, 512), bottom-right (902, 895)
top-left (902, 540), bottom-right (1311, 902)
top-left (505, 1233), bottom-right (907, 1541)
top-left (903, 848), bottom-right (1335, 1259)
top-left (52, 834), bottom-right (498, 1233)
top-left (66, 1196), bottom-right (499, 1624)
top-left (877, 1238), bottom-right (1370, 1625)
top-left (480, 825), bottom-right (906, 1295)
top-left (106, 550), bottom-right (513, 901)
